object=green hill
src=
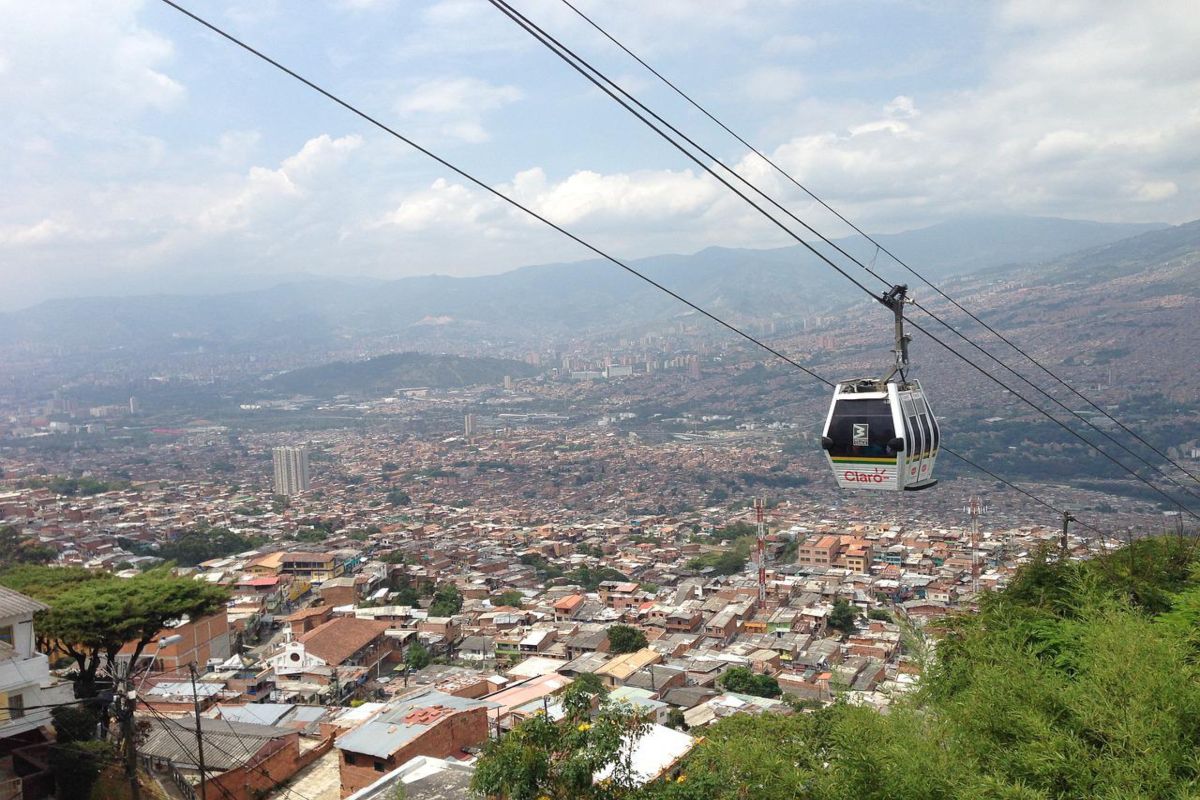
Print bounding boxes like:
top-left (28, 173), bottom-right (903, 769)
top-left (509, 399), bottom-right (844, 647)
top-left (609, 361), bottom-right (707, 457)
top-left (267, 351), bottom-right (538, 397)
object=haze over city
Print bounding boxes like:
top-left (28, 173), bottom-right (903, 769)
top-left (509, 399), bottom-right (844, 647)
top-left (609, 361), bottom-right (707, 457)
top-left (1, 3), bottom-right (1199, 800)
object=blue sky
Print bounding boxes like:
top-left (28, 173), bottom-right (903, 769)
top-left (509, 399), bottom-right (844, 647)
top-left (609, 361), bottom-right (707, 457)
top-left (1, 0), bottom-right (1196, 308)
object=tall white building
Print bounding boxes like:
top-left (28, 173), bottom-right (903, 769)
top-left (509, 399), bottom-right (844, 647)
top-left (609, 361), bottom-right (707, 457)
top-left (272, 445), bottom-right (311, 496)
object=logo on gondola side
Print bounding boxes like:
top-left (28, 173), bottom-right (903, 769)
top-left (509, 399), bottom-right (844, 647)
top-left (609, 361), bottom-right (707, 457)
top-left (852, 424), bottom-right (869, 446)
top-left (842, 468), bottom-right (887, 484)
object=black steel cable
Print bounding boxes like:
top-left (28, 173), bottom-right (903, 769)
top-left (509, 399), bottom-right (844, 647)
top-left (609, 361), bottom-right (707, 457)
top-left (155, 0), bottom-right (1106, 537)
top-left (137, 703), bottom-right (242, 800)
top-left (141, 701), bottom-right (317, 800)
top-left (487, 0), bottom-right (1200, 521)
top-left (557, 0), bottom-right (1200, 490)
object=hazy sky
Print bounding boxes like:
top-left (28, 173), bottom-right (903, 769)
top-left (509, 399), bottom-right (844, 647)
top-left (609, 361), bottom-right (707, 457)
top-left (1, 0), bottom-right (1197, 308)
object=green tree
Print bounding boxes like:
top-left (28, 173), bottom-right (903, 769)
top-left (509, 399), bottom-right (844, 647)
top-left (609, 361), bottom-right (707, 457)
top-left (51, 703), bottom-right (101, 743)
top-left (827, 598), bottom-right (858, 635)
top-left (496, 590), bottom-right (524, 608)
top-left (471, 675), bottom-right (648, 800)
top-left (428, 583), bottom-right (463, 617)
top-left (606, 625), bottom-right (648, 654)
top-left (387, 488), bottom-right (412, 507)
top-left (867, 608), bottom-right (892, 622)
top-left (718, 667), bottom-right (781, 698)
top-left (0, 566), bottom-right (228, 697)
top-left (49, 739), bottom-right (116, 800)
top-left (122, 526), bottom-right (265, 567)
top-left (406, 640), bottom-right (431, 671)
top-left (0, 524), bottom-right (56, 564)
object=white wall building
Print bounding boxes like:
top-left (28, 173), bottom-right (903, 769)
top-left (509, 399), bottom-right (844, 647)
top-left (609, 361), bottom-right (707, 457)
top-left (0, 586), bottom-right (73, 743)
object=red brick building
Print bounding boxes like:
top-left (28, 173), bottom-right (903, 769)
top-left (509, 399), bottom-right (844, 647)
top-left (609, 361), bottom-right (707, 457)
top-left (335, 689), bottom-right (489, 797)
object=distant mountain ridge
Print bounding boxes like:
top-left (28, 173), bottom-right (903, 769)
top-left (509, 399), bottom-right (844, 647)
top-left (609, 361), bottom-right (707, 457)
top-left (0, 215), bottom-right (1168, 352)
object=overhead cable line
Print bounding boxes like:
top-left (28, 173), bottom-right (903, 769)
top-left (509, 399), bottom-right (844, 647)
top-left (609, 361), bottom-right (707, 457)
top-left (486, 0), bottom-right (1200, 521)
top-left (557, 0), bottom-right (1200, 490)
top-left (137, 703), bottom-right (243, 800)
top-left (142, 701), bottom-right (318, 800)
top-left (155, 0), bottom-right (1105, 538)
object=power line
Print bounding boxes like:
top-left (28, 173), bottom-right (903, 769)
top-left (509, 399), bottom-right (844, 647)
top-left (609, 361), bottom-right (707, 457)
top-left (155, 0), bottom-right (1106, 537)
top-left (485, 0), bottom-right (1200, 521)
top-left (557, 0), bottom-right (1200, 491)
top-left (137, 703), bottom-right (242, 800)
top-left (142, 700), bottom-right (320, 800)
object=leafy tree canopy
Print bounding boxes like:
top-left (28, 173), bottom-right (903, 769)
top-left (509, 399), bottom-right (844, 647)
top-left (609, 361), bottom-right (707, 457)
top-left (0, 524), bottom-right (57, 564)
top-left (496, 590), bottom-right (524, 608)
top-left (717, 667), bottom-right (781, 698)
top-left (643, 537), bottom-right (1200, 800)
top-left (827, 598), bottom-right (858, 635)
top-left (607, 624), bottom-right (648, 655)
top-left (0, 566), bottom-right (228, 697)
top-left (427, 583), bottom-right (463, 617)
top-left (471, 673), bottom-right (647, 800)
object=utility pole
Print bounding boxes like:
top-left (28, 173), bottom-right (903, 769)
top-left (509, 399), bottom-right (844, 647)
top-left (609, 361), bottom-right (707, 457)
top-left (121, 676), bottom-right (141, 800)
top-left (189, 662), bottom-right (208, 800)
top-left (1060, 511), bottom-right (1076, 558)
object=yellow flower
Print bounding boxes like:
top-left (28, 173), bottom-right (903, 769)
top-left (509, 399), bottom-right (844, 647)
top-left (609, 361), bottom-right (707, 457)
top-left (577, 722), bottom-right (592, 731)
top-left (677, 774), bottom-right (687, 783)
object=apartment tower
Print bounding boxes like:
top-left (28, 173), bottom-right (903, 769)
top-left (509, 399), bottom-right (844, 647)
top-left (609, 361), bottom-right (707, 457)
top-left (272, 445), bottom-right (311, 496)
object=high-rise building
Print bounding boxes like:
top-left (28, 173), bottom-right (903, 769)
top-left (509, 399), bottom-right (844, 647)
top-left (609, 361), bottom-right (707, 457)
top-left (272, 446), bottom-right (310, 496)
top-left (464, 414), bottom-right (478, 438)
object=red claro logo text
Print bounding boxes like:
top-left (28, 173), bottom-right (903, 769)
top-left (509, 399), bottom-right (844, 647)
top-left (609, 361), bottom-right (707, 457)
top-left (842, 468), bottom-right (888, 484)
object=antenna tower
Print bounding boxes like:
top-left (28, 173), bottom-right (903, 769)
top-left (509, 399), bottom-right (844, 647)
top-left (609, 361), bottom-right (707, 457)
top-left (755, 497), bottom-right (767, 606)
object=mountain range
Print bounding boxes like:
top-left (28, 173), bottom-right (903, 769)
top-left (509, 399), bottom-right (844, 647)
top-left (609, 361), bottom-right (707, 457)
top-left (0, 215), bottom-right (1166, 353)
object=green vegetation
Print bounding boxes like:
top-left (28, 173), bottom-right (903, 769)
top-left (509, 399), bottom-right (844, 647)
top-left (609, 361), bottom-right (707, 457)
top-left (0, 524), bottom-right (57, 564)
top-left (386, 488), bottom-right (412, 506)
top-left (475, 537), bottom-right (1200, 800)
top-left (0, 566), bottom-right (228, 697)
top-left (49, 739), bottom-right (116, 800)
top-left (565, 565), bottom-right (629, 591)
top-left (687, 548), bottom-right (747, 576)
top-left (496, 590), bottom-right (524, 608)
top-left (607, 624), bottom-right (648, 654)
top-left (267, 351), bottom-right (538, 397)
top-left (867, 608), bottom-right (893, 622)
top-left (405, 640), bottom-right (431, 671)
top-left (472, 674), bottom-right (647, 800)
top-left (717, 666), bottom-right (781, 698)
top-left (22, 475), bottom-right (127, 496)
top-left (427, 583), bottom-right (464, 617)
top-left (827, 598), bottom-right (858, 634)
top-left (653, 537), bottom-right (1200, 799)
top-left (120, 525), bottom-right (265, 566)
top-left (521, 553), bottom-right (565, 581)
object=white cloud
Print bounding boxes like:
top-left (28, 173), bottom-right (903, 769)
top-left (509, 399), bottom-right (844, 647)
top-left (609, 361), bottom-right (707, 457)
top-left (0, 0), bottom-right (184, 123)
top-left (196, 133), bottom-right (364, 232)
top-left (395, 76), bottom-right (522, 143)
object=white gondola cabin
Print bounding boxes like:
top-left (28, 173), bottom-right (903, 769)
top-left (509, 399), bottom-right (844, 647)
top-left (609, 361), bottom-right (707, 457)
top-left (820, 378), bottom-right (939, 491)
top-left (818, 284), bottom-right (940, 491)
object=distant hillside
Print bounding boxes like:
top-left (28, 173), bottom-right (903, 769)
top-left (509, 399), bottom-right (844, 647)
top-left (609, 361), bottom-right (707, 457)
top-left (266, 351), bottom-right (538, 397)
top-left (0, 215), bottom-right (1164, 353)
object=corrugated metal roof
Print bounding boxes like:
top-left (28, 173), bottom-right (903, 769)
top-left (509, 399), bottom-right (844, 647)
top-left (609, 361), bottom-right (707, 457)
top-left (335, 690), bottom-right (491, 760)
top-left (139, 717), bottom-right (291, 772)
top-left (0, 585), bottom-right (47, 618)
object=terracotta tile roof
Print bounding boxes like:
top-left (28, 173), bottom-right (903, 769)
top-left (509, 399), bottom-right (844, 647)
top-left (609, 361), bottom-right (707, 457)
top-left (299, 617), bottom-right (391, 665)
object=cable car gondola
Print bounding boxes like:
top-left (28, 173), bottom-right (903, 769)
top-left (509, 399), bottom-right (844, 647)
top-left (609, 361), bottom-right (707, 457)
top-left (820, 285), bottom-right (940, 491)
